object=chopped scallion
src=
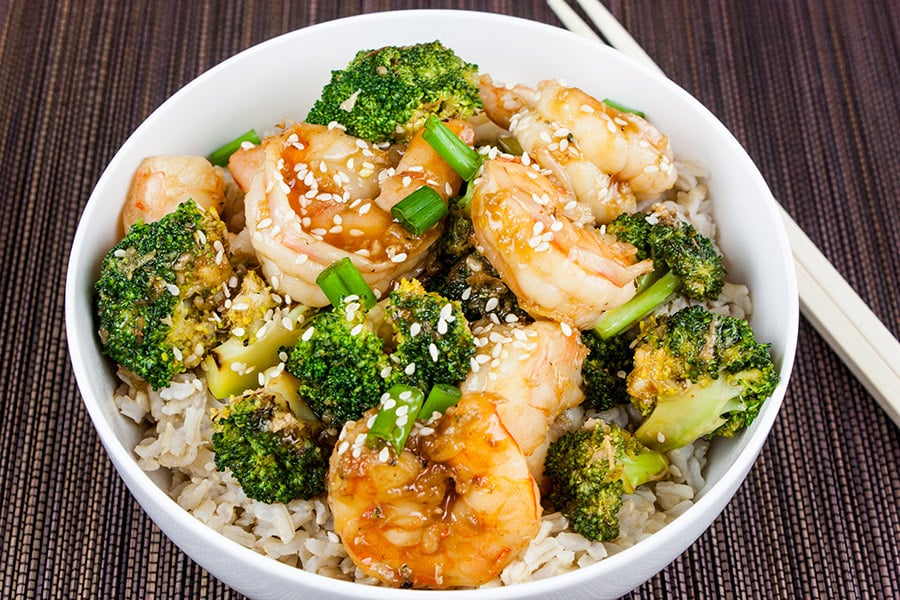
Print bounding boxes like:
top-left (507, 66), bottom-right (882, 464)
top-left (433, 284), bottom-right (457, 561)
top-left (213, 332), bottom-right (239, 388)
top-left (420, 383), bottom-right (462, 420)
top-left (496, 134), bottom-right (524, 156)
top-left (366, 384), bottom-right (425, 452)
top-left (422, 114), bottom-right (482, 181)
top-left (315, 257), bottom-right (376, 309)
top-left (602, 98), bottom-right (646, 118)
top-left (208, 129), bottom-right (261, 167)
top-left (391, 186), bottom-right (448, 236)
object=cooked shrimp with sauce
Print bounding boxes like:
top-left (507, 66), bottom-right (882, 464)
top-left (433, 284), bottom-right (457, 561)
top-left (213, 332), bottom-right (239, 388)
top-left (231, 120), bottom-right (472, 306)
top-left (99, 40), bottom-right (767, 592)
top-left (470, 158), bottom-right (653, 329)
top-left (327, 392), bottom-right (541, 588)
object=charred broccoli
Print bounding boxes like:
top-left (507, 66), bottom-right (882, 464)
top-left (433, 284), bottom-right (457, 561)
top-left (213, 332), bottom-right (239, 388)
top-left (544, 420), bottom-right (669, 542)
top-left (426, 203), bottom-right (529, 324)
top-left (580, 332), bottom-right (634, 411)
top-left (285, 279), bottom-right (475, 428)
top-left (94, 200), bottom-right (233, 389)
top-left (628, 305), bottom-right (779, 451)
top-left (306, 41), bottom-right (481, 144)
top-left (211, 388), bottom-right (326, 503)
top-left (593, 210), bottom-right (726, 340)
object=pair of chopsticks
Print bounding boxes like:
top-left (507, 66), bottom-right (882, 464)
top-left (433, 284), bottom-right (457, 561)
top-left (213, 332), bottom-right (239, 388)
top-left (547, 0), bottom-right (900, 427)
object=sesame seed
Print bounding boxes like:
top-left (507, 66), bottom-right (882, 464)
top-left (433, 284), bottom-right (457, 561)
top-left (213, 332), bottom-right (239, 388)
top-left (383, 397), bottom-right (397, 410)
top-left (428, 343), bottom-right (439, 362)
top-left (380, 366), bottom-right (393, 378)
top-left (350, 323), bottom-right (364, 336)
top-left (396, 404), bottom-right (410, 416)
top-left (301, 326), bottom-right (315, 341)
top-left (560, 322), bottom-right (573, 336)
top-left (378, 447), bottom-right (391, 462)
top-left (485, 297), bottom-right (499, 312)
top-left (390, 252), bottom-right (408, 263)
top-left (410, 322), bottom-right (421, 337)
top-left (404, 363), bottom-right (416, 375)
top-left (359, 203), bottom-right (372, 215)
top-left (396, 414), bottom-right (409, 427)
top-left (165, 283), bottom-right (179, 296)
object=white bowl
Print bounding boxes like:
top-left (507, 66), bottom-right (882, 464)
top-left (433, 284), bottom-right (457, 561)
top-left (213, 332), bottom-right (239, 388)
top-left (65, 9), bottom-right (798, 599)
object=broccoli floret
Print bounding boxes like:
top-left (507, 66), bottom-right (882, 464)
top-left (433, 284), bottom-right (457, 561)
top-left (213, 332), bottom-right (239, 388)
top-left (211, 389), bottom-right (326, 503)
top-left (581, 333), bottom-right (634, 411)
top-left (628, 305), bottom-right (779, 451)
top-left (386, 279), bottom-right (476, 390)
top-left (593, 210), bottom-right (726, 339)
top-left (285, 279), bottom-right (476, 428)
top-left (544, 420), bottom-right (669, 542)
top-left (306, 41), bottom-right (481, 144)
top-left (285, 299), bottom-right (391, 428)
top-left (94, 200), bottom-right (233, 389)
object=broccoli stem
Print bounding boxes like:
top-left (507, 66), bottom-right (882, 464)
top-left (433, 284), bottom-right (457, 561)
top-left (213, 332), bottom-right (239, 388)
top-left (366, 384), bottom-right (425, 452)
top-left (619, 449), bottom-right (670, 493)
top-left (634, 377), bottom-right (747, 452)
top-left (422, 114), bottom-right (482, 181)
top-left (204, 305), bottom-right (309, 399)
top-left (593, 270), bottom-right (680, 340)
top-left (391, 186), bottom-right (449, 235)
top-left (420, 383), bottom-right (462, 419)
top-left (316, 257), bottom-right (377, 309)
top-left (208, 129), bottom-right (261, 167)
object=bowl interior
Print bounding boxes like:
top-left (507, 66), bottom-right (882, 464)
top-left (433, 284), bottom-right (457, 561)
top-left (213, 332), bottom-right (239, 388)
top-left (66, 9), bottom-right (797, 600)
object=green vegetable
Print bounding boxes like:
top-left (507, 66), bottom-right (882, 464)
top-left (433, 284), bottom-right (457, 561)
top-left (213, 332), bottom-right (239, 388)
top-left (316, 257), bottom-right (377, 309)
top-left (422, 114), bottom-right (482, 181)
top-left (94, 200), bottom-right (233, 389)
top-left (593, 211), bottom-right (726, 340)
top-left (601, 98), bottom-right (646, 118)
top-left (203, 303), bottom-right (309, 400)
top-left (366, 384), bottom-right (425, 452)
top-left (306, 41), bottom-right (481, 144)
top-left (628, 305), bottom-right (779, 451)
top-left (391, 185), bottom-right (448, 236)
top-left (420, 383), bottom-right (462, 419)
top-left (284, 278), bottom-right (475, 429)
top-left (580, 332), bottom-right (634, 412)
top-left (208, 129), bottom-right (261, 167)
top-left (385, 279), bottom-right (476, 393)
top-left (544, 420), bottom-right (669, 542)
top-left (285, 297), bottom-right (391, 428)
top-left (211, 388), bottom-right (326, 504)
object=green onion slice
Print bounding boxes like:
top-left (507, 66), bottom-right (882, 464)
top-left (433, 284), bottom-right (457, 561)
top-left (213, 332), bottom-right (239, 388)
top-left (208, 129), bottom-right (261, 167)
top-left (602, 98), bottom-right (646, 118)
top-left (420, 383), bottom-right (462, 420)
top-left (391, 186), bottom-right (448, 236)
top-left (315, 257), bottom-right (377, 309)
top-left (496, 134), bottom-right (524, 156)
top-left (366, 384), bottom-right (425, 452)
top-left (422, 114), bottom-right (482, 181)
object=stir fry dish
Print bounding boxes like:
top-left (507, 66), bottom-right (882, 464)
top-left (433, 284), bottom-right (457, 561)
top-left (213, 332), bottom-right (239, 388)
top-left (96, 41), bottom-right (778, 588)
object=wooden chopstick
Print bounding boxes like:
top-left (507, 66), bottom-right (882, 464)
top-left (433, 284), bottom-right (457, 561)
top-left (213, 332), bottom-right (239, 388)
top-left (548, 0), bottom-right (900, 427)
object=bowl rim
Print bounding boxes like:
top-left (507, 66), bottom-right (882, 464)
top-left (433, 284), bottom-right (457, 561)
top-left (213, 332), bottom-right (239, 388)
top-left (65, 8), bottom-right (798, 598)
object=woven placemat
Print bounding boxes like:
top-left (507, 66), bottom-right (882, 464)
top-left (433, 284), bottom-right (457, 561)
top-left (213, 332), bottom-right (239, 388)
top-left (1, 1), bottom-right (897, 598)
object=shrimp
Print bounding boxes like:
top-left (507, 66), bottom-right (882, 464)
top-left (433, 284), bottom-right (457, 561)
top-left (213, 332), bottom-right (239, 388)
top-left (232, 121), bottom-right (471, 306)
top-left (461, 320), bottom-right (588, 480)
top-left (480, 75), bottom-right (677, 209)
top-left (470, 158), bottom-right (653, 329)
top-left (327, 391), bottom-right (541, 589)
top-left (122, 155), bottom-right (225, 231)
top-left (530, 79), bottom-right (677, 199)
top-left (480, 75), bottom-right (634, 224)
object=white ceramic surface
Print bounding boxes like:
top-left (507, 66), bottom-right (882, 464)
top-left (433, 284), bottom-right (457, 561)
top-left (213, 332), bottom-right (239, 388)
top-left (65, 10), bottom-right (798, 600)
